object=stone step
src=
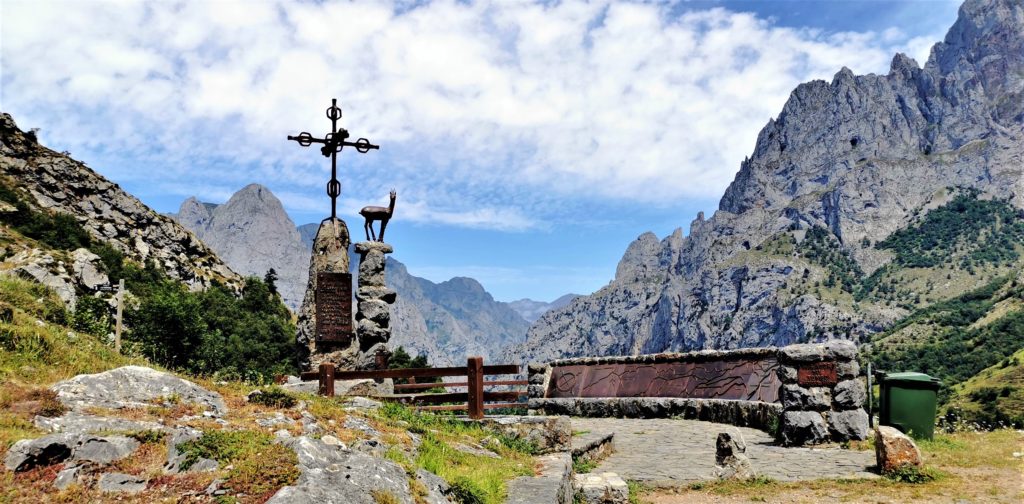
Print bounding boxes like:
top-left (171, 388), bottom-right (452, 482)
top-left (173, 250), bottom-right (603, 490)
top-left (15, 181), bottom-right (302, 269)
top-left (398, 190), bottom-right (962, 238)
top-left (505, 452), bottom-right (573, 504)
top-left (571, 430), bottom-right (615, 465)
top-left (573, 472), bottom-right (629, 504)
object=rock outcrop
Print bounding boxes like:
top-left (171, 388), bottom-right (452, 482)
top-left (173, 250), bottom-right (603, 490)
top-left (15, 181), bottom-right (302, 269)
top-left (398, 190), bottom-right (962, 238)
top-left (512, 0), bottom-right (1024, 362)
top-left (51, 365), bottom-right (227, 416)
top-left (0, 113), bottom-right (241, 291)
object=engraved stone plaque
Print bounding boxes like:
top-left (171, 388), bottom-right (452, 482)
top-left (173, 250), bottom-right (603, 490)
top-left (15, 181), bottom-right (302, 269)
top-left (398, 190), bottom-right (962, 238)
top-left (797, 361), bottom-right (838, 387)
top-left (315, 272), bottom-right (353, 344)
top-left (545, 356), bottom-right (782, 403)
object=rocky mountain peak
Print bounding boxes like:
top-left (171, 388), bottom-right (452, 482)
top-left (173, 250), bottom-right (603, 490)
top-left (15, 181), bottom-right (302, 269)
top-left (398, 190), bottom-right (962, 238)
top-left (512, 0), bottom-right (1024, 363)
top-left (174, 185), bottom-right (307, 308)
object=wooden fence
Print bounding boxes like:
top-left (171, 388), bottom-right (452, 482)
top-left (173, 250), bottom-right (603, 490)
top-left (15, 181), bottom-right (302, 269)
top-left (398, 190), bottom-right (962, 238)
top-left (299, 356), bottom-right (526, 419)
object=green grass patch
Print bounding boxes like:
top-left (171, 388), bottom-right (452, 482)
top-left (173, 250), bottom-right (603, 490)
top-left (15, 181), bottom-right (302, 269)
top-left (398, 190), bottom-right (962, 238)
top-left (178, 429), bottom-right (299, 498)
top-left (882, 464), bottom-right (945, 484)
top-left (376, 404), bottom-right (534, 504)
top-left (572, 457), bottom-right (598, 474)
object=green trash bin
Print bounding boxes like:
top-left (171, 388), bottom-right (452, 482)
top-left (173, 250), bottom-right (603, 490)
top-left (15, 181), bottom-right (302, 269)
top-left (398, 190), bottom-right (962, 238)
top-left (878, 372), bottom-right (941, 440)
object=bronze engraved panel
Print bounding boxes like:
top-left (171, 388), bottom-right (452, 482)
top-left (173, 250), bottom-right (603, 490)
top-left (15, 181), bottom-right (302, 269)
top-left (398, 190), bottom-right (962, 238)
top-left (546, 356), bottom-right (782, 403)
top-left (315, 272), bottom-right (353, 344)
top-left (797, 361), bottom-right (838, 387)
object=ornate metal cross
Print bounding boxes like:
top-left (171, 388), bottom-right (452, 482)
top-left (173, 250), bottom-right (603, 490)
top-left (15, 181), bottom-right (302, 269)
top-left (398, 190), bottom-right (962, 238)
top-left (287, 99), bottom-right (379, 219)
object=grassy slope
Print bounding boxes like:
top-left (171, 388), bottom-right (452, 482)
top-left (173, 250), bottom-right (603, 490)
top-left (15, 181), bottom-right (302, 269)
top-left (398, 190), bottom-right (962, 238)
top-left (0, 274), bottom-right (533, 504)
top-left (943, 347), bottom-right (1024, 427)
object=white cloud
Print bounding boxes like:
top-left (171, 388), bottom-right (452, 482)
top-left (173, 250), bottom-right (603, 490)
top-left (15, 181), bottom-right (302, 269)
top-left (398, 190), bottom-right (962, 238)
top-left (1, 0), bottom-right (946, 230)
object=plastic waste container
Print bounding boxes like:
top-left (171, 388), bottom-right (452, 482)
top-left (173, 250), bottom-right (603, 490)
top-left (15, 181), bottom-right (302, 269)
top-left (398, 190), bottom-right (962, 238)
top-left (878, 371), bottom-right (941, 440)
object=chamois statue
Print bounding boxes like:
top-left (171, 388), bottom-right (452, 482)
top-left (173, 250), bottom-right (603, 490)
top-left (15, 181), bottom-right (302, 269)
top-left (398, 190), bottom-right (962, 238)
top-left (360, 189), bottom-right (396, 242)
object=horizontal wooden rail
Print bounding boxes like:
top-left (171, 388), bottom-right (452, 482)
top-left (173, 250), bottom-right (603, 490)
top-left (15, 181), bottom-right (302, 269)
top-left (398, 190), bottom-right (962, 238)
top-left (305, 357), bottom-right (524, 419)
top-left (393, 379), bottom-right (528, 391)
top-left (298, 364), bottom-right (519, 382)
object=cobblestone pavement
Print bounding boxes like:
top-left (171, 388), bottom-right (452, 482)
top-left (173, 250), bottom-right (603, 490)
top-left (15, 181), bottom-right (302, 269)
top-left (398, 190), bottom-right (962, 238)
top-left (571, 418), bottom-right (878, 487)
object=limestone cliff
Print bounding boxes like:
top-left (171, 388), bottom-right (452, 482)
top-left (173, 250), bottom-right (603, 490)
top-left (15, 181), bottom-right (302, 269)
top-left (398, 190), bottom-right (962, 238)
top-left (172, 185), bottom-right (309, 309)
top-left (512, 0), bottom-right (1024, 363)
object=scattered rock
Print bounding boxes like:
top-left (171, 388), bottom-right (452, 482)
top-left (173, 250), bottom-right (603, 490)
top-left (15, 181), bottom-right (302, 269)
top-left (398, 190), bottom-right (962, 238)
top-left (875, 426), bottom-right (923, 473)
top-left (53, 464), bottom-right (82, 490)
top-left (256, 412), bottom-right (296, 429)
top-left (98, 472), bottom-right (148, 493)
top-left (51, 365), bottom-right (227, 416)
top-left (713, 430), bottom-right (756, 480)
top-left (334, 378), bottom-right (394, 397)
top-left (453, 442), bottom-right (499, 458)
top-left (462, 415), bottom-right (571, 454)
top-left (342, 396), bottom-right (383, 411)
top-left (574, 472), bottom-right (629, 504)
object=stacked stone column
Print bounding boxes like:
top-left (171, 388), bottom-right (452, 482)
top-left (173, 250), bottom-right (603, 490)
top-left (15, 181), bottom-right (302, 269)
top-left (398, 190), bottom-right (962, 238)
top-left (778, 341), bottom-right (868, 446)
top-left (354, 241), bottom-right (397, 370)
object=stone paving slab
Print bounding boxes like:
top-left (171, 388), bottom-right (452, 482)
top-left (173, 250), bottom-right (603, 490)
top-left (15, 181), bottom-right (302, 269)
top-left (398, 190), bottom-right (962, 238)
top-left (571, 418), bottom-right (877, 487)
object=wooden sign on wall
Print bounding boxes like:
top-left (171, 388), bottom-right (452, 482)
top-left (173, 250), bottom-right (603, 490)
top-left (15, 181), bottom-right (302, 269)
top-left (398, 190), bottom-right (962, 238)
top-left (315, 272), bottom-right (353, 345)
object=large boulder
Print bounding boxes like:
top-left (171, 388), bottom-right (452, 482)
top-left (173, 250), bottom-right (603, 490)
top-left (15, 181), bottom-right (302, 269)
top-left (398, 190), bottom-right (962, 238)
top-left (51, 366), bottom-right (227, 416)
top-left (875, 426), bottom-right (923, 474)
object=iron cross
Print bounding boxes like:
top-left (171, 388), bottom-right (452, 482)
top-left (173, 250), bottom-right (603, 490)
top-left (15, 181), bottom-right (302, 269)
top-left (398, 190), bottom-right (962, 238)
top-left (287, 99), bottom-right (379, 220)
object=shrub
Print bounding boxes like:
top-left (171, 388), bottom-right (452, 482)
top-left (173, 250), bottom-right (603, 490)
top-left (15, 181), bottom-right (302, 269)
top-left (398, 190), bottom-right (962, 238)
top-left (248, 387), bottom-right (297, 409)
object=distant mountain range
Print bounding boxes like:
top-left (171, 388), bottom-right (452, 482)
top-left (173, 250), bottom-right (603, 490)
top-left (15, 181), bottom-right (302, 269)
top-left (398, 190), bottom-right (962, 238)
top-left (172, 186), bottom-right (571, 365)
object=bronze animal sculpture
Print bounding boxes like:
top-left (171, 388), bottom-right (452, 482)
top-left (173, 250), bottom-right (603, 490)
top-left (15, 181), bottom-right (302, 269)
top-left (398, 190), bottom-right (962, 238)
top-left (360, 190), bottom-right (396, 242)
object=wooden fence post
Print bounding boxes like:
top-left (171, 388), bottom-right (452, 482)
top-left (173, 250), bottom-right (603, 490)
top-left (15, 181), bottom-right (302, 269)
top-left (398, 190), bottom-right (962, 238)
top-left (318, 363), bottom-right (335, 397)
top-left (467, 356), bottom-right (484, 420)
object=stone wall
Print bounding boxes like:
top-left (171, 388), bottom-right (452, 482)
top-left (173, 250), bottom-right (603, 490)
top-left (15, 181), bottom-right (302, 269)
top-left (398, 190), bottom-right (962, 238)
top-left (527, 341), bottom-right (867, 445)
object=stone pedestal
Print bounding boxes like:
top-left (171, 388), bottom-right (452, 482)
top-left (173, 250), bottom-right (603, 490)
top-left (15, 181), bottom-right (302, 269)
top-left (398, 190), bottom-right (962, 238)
top-left (296, 218), bottom-right (352, 371)
top-left (354, 241), bottom-right (396, 369)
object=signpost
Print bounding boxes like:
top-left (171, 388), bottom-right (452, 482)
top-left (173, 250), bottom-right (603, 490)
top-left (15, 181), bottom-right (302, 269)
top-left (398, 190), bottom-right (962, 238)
top-left (95, 280), bottom-right (125, 353)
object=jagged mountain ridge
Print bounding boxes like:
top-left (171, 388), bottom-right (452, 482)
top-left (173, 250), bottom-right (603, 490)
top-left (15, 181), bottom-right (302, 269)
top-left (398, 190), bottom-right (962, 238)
top-left (507, 294), bottom-right (581, 323)
top-left (0, 113), bottom-right (241, 292)
top-left (176, 187), bottom-right (538, 366)
top-left (510, 0), bottom-right (1024, 363)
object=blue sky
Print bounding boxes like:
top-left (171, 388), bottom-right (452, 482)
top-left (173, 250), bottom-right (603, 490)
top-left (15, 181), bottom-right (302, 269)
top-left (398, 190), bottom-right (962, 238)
top-left (1, 0), bottom-right (961, 302)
